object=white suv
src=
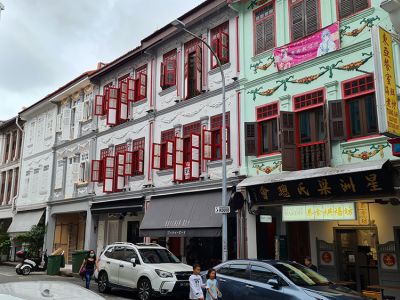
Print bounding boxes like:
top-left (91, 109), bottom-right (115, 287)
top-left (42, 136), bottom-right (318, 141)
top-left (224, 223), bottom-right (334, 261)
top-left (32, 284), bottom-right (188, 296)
top-left (97, 242), bottom-right (193, 300)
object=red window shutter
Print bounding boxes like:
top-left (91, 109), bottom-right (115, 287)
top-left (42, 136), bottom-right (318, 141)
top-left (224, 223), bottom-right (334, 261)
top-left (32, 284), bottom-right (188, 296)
top-left (103, 156), bottom-right (115, 193)
top-left (329, 100), bottom-right (347, 141)
top-left (305, 0), bottom-right (318, 36)
top-left (103, 87), bottom-right (110, 115)
top-left (137, 73), bottom-right (147, 100)
top-left (195, 45), bottom-right (202, 94)
top-left (116, 153), bottom-right (125, 191)
top-left (106, 87), bottom-right (119, 126)
top-left (119, 80), bottom-right (128, 122)
top-left (94, 95), bottom-right (104, 116)
top-left (152, 143), bottom-right (161, 169)
top-left (190, 133), bottom-right (200, 179)
top-left (280, 111), bottom-right (298, 171)
top-left (160, 62), bottom-right (165, 89)
top-left (202, 129), bottom-right (212, 160)
top-left (184, 53), bottom-right (189, 99)
top-left (174, 137), bottom-right (184, 182)
top-left (291, 1), bottom-right (305, 41)
top-left (165, 59), bottom-right (176, 86)
top-left (127, 78), bottom-right (136, 103)
top-left (137, 148), bottom-right (144, 175)
top-left (91, 160), bottom-right (101, 182)
top-left (211, 37), bottom-right (219, 69)
top-left (166, 140), bottom-right (174, 168)
top-left (124, 151), bottom-right (133, 176)
top-left (220, 32), bottom-right (229, 64)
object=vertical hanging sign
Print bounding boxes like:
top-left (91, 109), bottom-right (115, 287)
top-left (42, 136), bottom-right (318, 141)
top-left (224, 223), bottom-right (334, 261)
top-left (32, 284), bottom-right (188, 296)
top-left (372, 26), bottom-right (400, 137)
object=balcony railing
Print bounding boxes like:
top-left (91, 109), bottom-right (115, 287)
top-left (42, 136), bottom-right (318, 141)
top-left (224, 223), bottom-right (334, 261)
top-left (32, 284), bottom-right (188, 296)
top-left (299, 142), bottom-right (327, 170)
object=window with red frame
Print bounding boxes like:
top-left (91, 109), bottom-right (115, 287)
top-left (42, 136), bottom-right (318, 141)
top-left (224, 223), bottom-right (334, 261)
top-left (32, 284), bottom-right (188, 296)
top-left (338, 0), bottom-right (368, 19)
top-left (101, 82), bottom-right (113, 116)
top-left (294, 90), bottom-right (325, 144)
top-left (114, 143), bottom-right (128, 192)
top-left (257, 103), bottom-right (279, 155)
top-left (135, 65), bottom-right (147, 101)
top-left (184, 39), bottom-right (202, 99)
top-left (343, 75), bottom-right (378, 138)
top-left (91, 148), bottom-right (111, 183)
top-left (161, 129), bottom-right (175, 169)
top-left (290, 0), bottom-right (319, 41)
top-left (254, 2), bottom-right (275, 55)
top-left (211, 22), bottom-right (229, 69)
top-left (160, 50), bottom-right (177, 90)
top-left (209, 113), bottom-right (231, 160)
top-left (131, 138), bottom-right (145, 176)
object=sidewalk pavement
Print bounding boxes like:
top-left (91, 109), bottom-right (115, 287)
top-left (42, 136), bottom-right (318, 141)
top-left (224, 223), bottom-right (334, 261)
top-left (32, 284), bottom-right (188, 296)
top-left (1, 261), bottom-right (79, 278)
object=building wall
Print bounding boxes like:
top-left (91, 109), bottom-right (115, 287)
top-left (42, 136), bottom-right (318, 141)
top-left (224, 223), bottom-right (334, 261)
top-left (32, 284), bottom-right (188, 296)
top-left (236, 0), bottom-right (400, 177)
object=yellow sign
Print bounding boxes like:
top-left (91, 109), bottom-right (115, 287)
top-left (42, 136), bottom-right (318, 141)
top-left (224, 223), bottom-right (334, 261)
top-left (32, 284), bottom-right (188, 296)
top-left (282, 202), bottom-right (356, 222)
top-left (373, 27), bottom-right (400, 137)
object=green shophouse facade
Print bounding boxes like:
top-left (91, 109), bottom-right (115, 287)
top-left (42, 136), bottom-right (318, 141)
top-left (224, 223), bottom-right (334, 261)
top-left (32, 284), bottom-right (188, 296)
top-left (231, 0), bottom-right (400, 293)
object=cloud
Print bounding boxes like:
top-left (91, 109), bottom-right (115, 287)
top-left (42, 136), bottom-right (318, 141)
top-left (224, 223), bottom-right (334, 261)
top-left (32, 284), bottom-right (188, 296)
top-left (0, 0), bottom-right (204, 120)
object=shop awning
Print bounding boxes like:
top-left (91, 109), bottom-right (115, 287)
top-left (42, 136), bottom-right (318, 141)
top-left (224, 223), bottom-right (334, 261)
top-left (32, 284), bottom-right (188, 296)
top-left (140, 191), bottom-right (223, 237)
top-left (7, 210), bottom-right (44, 233)
top-left (0, 208), bottom-right (12, 220)
top-left (91, 197), bottom-right (144, 214)
top-left (238, 159), bottom-right (394, 205)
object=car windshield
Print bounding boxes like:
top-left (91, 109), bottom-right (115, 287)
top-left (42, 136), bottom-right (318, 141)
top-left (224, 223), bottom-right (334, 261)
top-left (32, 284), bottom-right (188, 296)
top-left (139, 248), bottom-right (181, 264)
top-left (272, 262), bottom-right (330, 286)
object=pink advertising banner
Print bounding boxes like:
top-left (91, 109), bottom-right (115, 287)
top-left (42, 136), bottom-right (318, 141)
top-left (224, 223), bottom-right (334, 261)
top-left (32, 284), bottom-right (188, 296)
top-left (274, 22), bottom-right (340, 71)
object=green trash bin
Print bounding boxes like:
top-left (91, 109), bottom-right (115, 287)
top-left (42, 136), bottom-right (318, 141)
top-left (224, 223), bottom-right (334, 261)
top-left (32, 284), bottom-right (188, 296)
top-left (47, 255), bottom-right (62, 275)
top-left (72, 250), bottom-right (89, 273)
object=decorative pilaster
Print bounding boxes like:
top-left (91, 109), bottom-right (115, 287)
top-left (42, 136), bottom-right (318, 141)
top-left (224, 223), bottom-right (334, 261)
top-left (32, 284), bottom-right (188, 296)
top-left (9, 168), bottom-right (16, 204)
top-left (200, 116), bottom-right (210, 176)
top-left (324, 81), bottom-right (339, 101)
top-left (7, 132), bottom-right (13, 163)
top-left (2, 170), bottom-right (9, 205)
top-left (0, 172), bottom-right (3, 205)
top-left (14, 129), bottom-right (21, 161)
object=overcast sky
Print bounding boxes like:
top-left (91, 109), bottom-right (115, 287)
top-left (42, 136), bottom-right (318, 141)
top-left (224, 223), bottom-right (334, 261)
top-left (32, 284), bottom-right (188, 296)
top-left (0, 0), bottom-right (204, 120)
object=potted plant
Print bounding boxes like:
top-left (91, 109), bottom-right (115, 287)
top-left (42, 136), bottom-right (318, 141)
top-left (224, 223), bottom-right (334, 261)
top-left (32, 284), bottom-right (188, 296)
top-left (0, 237), bottom-right (10, 261)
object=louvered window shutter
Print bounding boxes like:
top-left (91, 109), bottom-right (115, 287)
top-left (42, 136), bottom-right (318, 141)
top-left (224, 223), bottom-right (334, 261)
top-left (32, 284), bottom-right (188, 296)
top-left (138, 73), bottom-right (147, 100)
top-left (166, 59), bottom-right (176, 86)
top-left (244, 122), bottom-right (258, 156)
top-left (305, 0), bottom-right (319, 36)
top-left (184, 53), bottom-right (189, 99)
top-left (61, 107), bottom-right (72, 141)
top-left (152, 143), bottom-right (161, 169)
top-left (56, 113), bottom-right (62, 132)
top-left (124, 151), bottom-right (133, 176)
top-left (106, 87), bottom-right (118, 126)
top-left (280, 111), bottom-right (298, 171)
top-left (103, 87), bottom-right (110, 115)
top-left (291, 1), bottom-right (305, 41)
top-left (72, 159), bottom-right (80, 183)
top-left (329, 100), bottom-right (346, 140)
top-left (202, 129), bottom-right (212, 160)
top-left (127, 78), bottom-right (136, 103)
top-left (190, 133), bottom-right (200, 179)
top-left (55, 160), bottom-right (64, 190)
top-left (103, 156), bottom-right (115, 193)
top-left (91, 160), bottom-right (101, 182)
top-left (116, 153), bottom-right (125, 191)
top-left (137, 148), bottom-right (144, 175)
top-left (166, 141), bottom-right (174, 168)
top-left (354, 0), bottom-right (368, 13)
top-left (339, 0), bottom-right (354, 18)
top-left (174, 137), bottom-right (184, 182)
top-left (74, 102), bottom-right (83, 138)
top-left (160, 62), bottom-right (165, 89)
top-left (119, 80), bottom-right (128, 122)
top-left (195, 45), bottom-right (202, 94)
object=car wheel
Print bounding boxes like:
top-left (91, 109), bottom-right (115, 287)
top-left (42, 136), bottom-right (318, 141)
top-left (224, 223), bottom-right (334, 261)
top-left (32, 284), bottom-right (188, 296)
top-left (98, 271), bottom-right (111, 293)
top-left (137, 278), bottom-right (152, 300)
top-left (21, 266), bottom-right (31, 276)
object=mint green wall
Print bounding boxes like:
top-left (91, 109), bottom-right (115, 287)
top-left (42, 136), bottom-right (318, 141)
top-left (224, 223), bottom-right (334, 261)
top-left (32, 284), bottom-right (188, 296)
top-left (233, 0), bottom-right (400, 177)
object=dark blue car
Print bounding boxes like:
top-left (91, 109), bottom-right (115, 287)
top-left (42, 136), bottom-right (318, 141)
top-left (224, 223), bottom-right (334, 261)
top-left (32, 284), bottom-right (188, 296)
top-left (203, 260), bottom-right (369, 300)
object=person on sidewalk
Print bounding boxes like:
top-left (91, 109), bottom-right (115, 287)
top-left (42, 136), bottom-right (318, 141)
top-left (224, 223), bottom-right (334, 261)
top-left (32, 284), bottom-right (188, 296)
top-left (206, 269), bottom-right (222, 300)
top-left (80, 250), bottom-right (97, 289)
top-left (304, 256), bottom-right (318, 272)
top-left (189, 264), bottom-right (205, 300)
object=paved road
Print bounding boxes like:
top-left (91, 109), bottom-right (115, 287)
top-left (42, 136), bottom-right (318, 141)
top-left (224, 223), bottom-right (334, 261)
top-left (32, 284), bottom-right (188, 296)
top-left (0, 265), bottom-right (134, 299)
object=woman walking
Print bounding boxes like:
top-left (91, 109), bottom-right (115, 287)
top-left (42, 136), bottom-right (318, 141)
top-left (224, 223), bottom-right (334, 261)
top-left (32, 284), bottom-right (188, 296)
top-left (80, 250), bottom-right (97, 289)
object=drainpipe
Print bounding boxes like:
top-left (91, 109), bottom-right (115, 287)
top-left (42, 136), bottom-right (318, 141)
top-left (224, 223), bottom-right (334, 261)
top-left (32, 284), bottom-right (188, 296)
top-left (12, 117), bottom-right (24, 213)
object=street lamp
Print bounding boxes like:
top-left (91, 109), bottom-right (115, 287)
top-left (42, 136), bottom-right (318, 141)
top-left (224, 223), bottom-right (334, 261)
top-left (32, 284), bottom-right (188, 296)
top-left (171, 19), bottom-right (228, 262)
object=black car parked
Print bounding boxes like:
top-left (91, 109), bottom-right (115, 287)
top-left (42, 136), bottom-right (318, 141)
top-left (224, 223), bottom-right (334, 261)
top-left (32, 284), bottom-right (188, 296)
top-left (203, 260), bottom-right (368, 300)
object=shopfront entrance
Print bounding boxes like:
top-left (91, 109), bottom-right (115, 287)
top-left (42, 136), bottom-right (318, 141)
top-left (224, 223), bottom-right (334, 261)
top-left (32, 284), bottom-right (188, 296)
top-left (335, 228), bottom-right (379, 291)
top-left (287, 222), bottom-right (311, 264)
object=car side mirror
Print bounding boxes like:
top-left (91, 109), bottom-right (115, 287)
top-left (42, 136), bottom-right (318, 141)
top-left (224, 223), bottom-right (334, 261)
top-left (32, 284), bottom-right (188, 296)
top-left (130, 258), bottom-right (136, 267)
top-left (267, 278), bottom-right (280, 289)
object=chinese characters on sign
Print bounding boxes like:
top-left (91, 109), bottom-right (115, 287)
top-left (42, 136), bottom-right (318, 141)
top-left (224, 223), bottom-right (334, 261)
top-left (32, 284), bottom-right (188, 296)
top-left (249, 165), bottom-right (393, 203)
top-left (274, 22), bottom-right (340, 71)
top-left (373, 26), bottom-right (400, 137)
top-left (282, 202), bottom-right (356, 222)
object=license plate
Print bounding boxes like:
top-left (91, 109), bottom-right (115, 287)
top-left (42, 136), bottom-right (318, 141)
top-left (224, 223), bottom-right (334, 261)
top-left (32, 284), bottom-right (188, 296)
top-left (179, 282), bottom-right (189, 287)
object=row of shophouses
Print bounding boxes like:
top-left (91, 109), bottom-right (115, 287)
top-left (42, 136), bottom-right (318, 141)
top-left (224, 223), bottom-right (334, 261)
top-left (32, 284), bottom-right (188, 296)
top-left (1, 0), bottom-right (400, 294)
